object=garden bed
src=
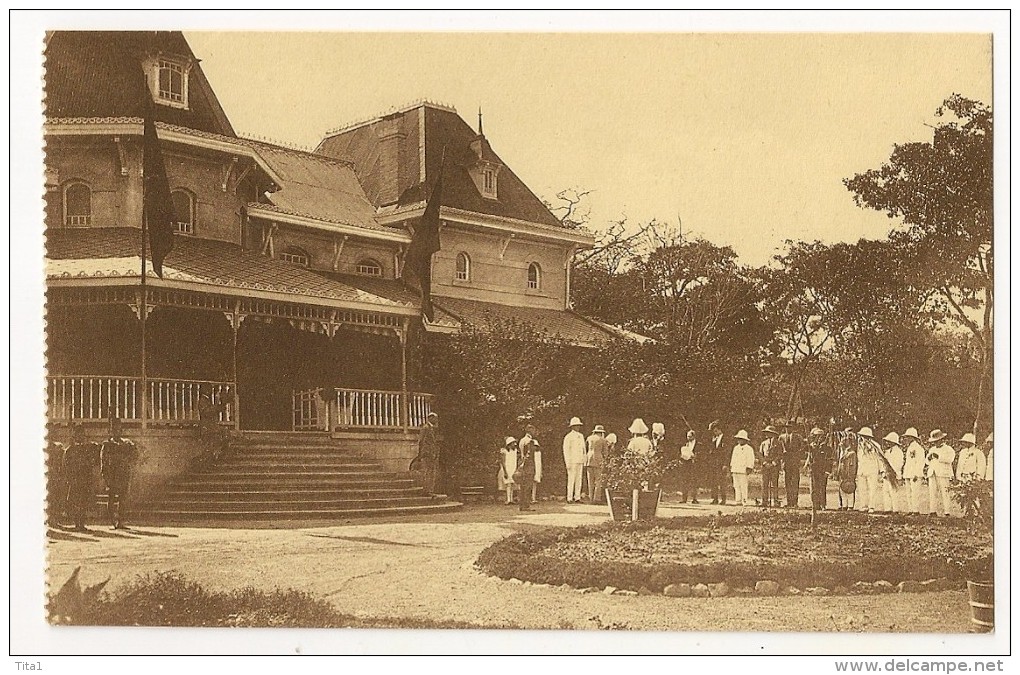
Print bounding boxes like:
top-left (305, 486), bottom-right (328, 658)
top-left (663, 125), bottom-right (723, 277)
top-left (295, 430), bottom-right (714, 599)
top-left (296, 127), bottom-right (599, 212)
top-left (476, 511), bottom-right (992, 594)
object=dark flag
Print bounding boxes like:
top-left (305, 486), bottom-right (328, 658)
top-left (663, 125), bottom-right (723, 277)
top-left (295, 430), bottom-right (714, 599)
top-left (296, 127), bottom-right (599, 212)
top-left (142, 105), bottom-right (174, 278)
top-left (402, 156), bottom-right (444, 321)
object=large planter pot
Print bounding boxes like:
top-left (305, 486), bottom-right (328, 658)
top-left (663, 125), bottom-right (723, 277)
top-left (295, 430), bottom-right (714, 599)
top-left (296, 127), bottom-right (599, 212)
top-left (606, 488), bottom-right (661, 521)
top-left (966, 580), bottom-right (994, 632)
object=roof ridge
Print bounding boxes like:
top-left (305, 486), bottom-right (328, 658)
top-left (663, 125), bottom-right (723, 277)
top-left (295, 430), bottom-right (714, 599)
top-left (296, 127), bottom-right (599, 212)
top-left (322, 99), bottom-right (457, 138)
top-left (238, 134), bottom-right (357, 169)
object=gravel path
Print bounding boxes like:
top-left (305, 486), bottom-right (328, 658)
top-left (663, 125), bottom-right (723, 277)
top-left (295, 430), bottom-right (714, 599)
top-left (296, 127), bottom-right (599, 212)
top-left (47, 499), bottom-right (974, 632)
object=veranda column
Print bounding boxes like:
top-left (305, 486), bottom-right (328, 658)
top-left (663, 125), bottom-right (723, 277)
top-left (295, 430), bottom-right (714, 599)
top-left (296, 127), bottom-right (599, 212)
top-left (399, 318), bottom-right (409, 432)
top-left (228, 301), bottom-right (243, 431)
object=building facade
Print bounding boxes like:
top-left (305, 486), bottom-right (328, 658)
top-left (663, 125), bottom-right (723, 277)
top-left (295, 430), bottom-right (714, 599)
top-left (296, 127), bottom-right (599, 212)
top-left (44, 31), bottom-right (622, 503)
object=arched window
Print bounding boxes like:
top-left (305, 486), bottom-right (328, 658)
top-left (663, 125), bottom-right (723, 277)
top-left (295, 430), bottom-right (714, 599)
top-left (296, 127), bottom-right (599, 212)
top-left (280, 246), bottom-right (309, 267)
top-left (528, 262), bottom-right (541, 290)
top-left (455, 252), bottom-right (471, 281)
top-left (355, 258), bottom-right (383, 277)
top-left (63, 182), bottom-right (92, 227)
top-left (171, 190), bottom-right (194, 234)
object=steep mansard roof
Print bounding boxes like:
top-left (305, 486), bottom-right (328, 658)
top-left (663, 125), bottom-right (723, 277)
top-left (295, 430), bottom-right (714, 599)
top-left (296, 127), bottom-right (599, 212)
top-left (317, 103), bottom-right (566, 229)
top-left (45, 31), bottom-right (235, 137)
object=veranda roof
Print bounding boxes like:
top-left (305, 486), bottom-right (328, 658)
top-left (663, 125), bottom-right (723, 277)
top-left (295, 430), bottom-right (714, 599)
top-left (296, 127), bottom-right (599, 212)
top-left (46, 228), bottom-right (417, 314)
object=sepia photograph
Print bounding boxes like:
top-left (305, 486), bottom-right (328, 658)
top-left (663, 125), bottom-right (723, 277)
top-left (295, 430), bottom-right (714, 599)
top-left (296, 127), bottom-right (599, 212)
top-left (11, 9), bottom-right (1009, 661)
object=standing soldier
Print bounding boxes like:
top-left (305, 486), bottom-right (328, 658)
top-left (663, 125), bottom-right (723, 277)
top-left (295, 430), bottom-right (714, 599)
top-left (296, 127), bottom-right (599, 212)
top-left (879, 432), bottom-right (904, 513)
top-left (855, 427), bottom-right (882, 513)
top-left (99, 418), bottom-right (138, 530)
top-left (804, 427), bottom-right (830, 511)
top-left (925, 429), bottom-right (956, 517)
top-left (779, 424), bottom-right (803, 509)
top-left (901, 428), bottom-right (926, 513)
top-left (63, 423), bottom-right (100, 532)
top-left (759, 425), bottom-right (781, 508)
top-left (707, 422), bottom-right (729, 505)
top-left (586, 424), bottom-right (608, 504)
top-left (955, 433), bottom-right (986, 482)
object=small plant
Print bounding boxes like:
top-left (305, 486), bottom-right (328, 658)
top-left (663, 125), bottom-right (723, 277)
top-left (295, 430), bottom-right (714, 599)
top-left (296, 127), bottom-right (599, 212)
top-left (603, 448), bottom-right (675, 492)
top-left (950, 479), bottom-right (993, 530)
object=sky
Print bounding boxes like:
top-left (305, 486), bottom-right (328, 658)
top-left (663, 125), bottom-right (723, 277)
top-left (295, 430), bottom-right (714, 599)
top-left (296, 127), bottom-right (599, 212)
top-left (186, 31), bottom-right (992, 266)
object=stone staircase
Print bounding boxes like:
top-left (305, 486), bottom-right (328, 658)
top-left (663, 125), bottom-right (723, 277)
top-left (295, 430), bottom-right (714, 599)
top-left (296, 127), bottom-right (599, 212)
top-left (143, 431), bottom-right (461, 521)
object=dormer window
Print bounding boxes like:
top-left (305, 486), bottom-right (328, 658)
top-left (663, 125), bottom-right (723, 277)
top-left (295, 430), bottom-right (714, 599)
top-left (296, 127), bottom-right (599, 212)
top-left (280, 247), bottom-right (310, 267)
top-left (145, 55), bottom-right (192, 109)
top-left (171, 189), bottom-right (195, 235)
top-left (483, 169), bottom-right (496, 195)
top-left (356, 258), bottom-right (383, 277)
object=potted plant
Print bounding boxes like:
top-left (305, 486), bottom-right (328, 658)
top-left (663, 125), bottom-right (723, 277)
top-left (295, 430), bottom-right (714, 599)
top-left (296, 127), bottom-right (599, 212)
top-left (951, 478), bottom-right (994, 632)
top-left (603, 449), bottom-right (673, 521)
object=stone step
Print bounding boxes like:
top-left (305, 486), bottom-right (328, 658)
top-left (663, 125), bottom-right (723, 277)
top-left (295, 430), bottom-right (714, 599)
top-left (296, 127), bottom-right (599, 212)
top-left (160, 487), bottom-right (427, 500)
top-left (141, 501), bottom-right (463, 520)
top-left (153, 496), bottom-right (438, 510)
top-left (176, 477), bottom-right (417, 490)
top-left (214, 460), bottom-right (385, 471)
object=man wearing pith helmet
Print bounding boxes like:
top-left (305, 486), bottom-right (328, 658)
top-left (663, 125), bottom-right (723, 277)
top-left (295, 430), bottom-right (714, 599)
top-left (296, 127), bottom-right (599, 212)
top-left (925, 429), bottom-right (955, 517)
top-left (563, 417), bottom-right (586, 503)
top-left (585, 424), bottom-right (608, 504)
top-left (901, 427), bottom-right (926, 513)
top-left (855, 427), bottom-right (882, 513)
top-left (729, 430), bottom-right (756, 506)
top-left (955, 433), bottom-right (986, 483)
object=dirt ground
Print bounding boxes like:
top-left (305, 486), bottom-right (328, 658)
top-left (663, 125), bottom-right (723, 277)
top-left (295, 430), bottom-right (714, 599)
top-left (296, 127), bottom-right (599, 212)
top-left (47, 495), bottom-right (978, 632)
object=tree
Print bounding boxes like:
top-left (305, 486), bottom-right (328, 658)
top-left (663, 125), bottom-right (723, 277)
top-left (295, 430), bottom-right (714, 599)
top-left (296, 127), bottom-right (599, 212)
top-left (845, 95), bottom-right (993, 435)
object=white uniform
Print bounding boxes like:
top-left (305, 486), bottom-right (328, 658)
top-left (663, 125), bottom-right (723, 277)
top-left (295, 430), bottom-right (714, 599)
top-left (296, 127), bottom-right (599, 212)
top-left (856, 440), bottom-right (882, 512)
top-left (881, 444), bottom-right (904, 512)
top-left (902, 441), bottom-right (926, 513)
top-left (563, 429), bottom-right (587, 502)
top-left (926, 443), bottom-right (956, 516)
top-left (730, 442), bottom-right (756, 505)
top-left (956, 446), bottom-right (986, 482)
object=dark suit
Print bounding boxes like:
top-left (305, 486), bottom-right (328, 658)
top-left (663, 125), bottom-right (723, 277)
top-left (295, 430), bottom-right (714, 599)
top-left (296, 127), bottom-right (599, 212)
top-left (100, 437), bottom-right (138, 528)
top-left (517, 438), bottom-right (538, 511)
top-left (707, 433), bottom-right (729, 503)
top-left (63, 441), bottom-right (100, 529)
top-left (780, 432), bottom-right (803, 508)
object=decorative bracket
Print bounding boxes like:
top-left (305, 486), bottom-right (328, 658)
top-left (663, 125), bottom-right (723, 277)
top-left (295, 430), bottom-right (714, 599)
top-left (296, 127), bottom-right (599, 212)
top-left (113, 136), bottom-right (129, 177)
top-left (221, 157), bottom-right (238, 192)
top-left (233, 161), bottom-right (255, 196)
top-left (129, 302), bottom-right (154, 321)
top-left (332, 235), bottom-right (348, 271)
top-left (395, 245), bottom-right (406, 278)
top-left (260, 222), bottom-right (278, 257)
top-left (223, 310), bottom-right (248, 333)
top-left (498, 233), bottom-right (515, 260)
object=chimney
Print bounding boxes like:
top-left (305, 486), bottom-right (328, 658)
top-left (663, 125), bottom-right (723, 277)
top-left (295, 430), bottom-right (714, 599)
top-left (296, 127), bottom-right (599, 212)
top-left (375, 113), bottom-right (406, 207)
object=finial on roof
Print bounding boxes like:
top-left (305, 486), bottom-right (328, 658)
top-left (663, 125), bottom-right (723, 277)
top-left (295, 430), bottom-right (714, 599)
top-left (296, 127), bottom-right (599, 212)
top-left (478, 107), bottom-right (484, 137)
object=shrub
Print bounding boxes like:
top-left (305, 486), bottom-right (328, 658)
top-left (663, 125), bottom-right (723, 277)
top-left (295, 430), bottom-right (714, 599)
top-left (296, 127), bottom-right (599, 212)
top-left (475, 511), bottom-right (992, 593)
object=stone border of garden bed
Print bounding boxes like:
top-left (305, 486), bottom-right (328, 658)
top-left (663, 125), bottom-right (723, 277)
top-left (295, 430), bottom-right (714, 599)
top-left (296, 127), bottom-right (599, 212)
top-left (475, 512), bottom-right (989, 597)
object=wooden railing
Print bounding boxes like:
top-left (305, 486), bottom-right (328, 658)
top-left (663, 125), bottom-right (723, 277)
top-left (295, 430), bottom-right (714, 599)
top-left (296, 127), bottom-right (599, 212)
top-left (48, 376), bottom-right (234, 424)
top-left (292, 387), bottom-right (434, 431)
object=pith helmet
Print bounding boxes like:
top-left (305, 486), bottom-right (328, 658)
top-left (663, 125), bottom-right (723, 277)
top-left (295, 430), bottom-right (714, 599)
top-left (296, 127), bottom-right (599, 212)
top-left (734, 429), bottom-right (750, 442)
top-left (569, 417), bottom-right (583, 427)
top-left (882, 432), bottom-right (900, 444)
top-left (593, 424), bottom-right (606, 434)
top-left (928, 429), bottom-right (947, 443)
top-left (959, 433), bottom-right (976, 445)
top-left (902, 427), bottom-right (920, 441)
top-left (762, 425), bottom-right (779, 435)
top-left (629, 418), bottom-right (649, 435)
top-left (858, 427), bottom-right (874, 439)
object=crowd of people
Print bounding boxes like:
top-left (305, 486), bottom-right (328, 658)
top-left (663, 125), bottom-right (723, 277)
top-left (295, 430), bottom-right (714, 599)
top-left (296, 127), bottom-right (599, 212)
top-left (494, 416), bottom-right (994, 516)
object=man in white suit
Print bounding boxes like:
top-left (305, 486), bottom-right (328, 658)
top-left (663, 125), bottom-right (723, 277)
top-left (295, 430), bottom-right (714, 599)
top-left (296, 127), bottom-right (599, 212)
top-left (563, 417), bottom-right (587, 503)
top-left (926, 429), bottom-right (956, 516)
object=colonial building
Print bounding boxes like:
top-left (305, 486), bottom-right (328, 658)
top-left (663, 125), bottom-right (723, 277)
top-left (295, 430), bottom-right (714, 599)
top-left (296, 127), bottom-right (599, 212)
top-left (44, 31), bottom-right (621, 517)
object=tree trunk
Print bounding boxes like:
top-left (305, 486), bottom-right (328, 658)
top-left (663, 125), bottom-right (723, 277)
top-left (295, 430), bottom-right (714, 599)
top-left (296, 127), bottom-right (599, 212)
top-left (972, 342), bottom-right (991, 436)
